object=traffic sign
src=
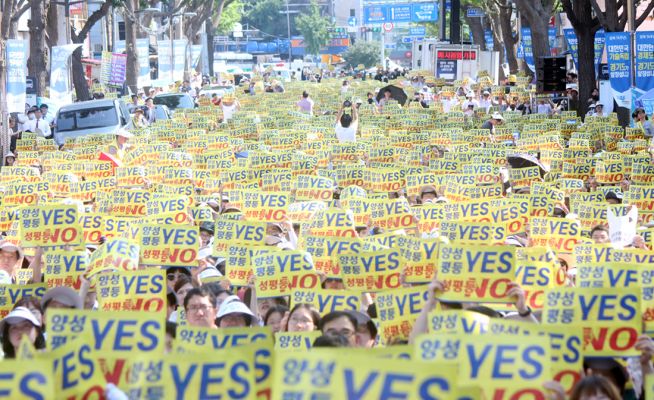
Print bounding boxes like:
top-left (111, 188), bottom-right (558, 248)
top-left (466, 7), bottom-right (485, 18)
top-left (348, 16), bottom-right (357, 27)
top-left (382, 22), bottom-right (394, 32)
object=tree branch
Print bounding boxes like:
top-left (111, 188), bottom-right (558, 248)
top-left (75, 0), bottom-right (111, 41)
top-left (561, 0), bottom-right (580, 27)
top-left (590, 0), bottom-right (608, 29)
top-left (10, 1), bottom-right (29, 22)
top-left (636, 0), bottom-right (654, 28)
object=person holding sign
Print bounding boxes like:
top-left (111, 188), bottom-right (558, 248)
top-left (0, 242), bottom-right (23, 282)
top-left (335, 100), bottom-right (359, 142)
top-left (281, 304), bottom-right (321, 333)
top-left (481, 112), bottom-right (504, 137)
top-left (319, 311), bottom-right (359, 347)
top-left (0, 307), bottom-right (45, 359)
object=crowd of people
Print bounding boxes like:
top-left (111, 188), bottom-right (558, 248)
top-left (0, 66), bottom-right (654, 399)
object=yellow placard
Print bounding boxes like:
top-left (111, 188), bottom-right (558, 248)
top-left (19, 204), bottom-right (83, 246)
top-left (138, 224), bottom-right (199, 266)
top-left (252, 250), bottom-right (319, 298)
top-left (96, 269), bottom-right (166, 313)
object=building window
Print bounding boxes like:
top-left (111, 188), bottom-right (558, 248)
top-left (350, 9), bottom-right (355, 17)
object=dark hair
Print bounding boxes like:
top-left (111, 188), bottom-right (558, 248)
top-left (145, 97), bottom-right (154, 102)
top-left (340, 113), bottom-right (353, 128)
top-left (14, 297), bottom-right (43, 316)
top-left (166, 291), bottom-right (177, 308)
top-left (167, 267), bottom-right (191, 278)
top-left (570, 376), bottom-right (621, 400)
top-left (264, 305), bottom-right (289, 326)
top-left (590, 225), bottom-right (609, 237)
top-left (1, 318), bottom-right (46, 359)
top-left (183, 287), bottom-right (217, 310)
top-left (319, 311), bottom-right (357, 333)
top-left (201, 283), bottom-right (232, 299)
top-left (286, 304), bottom-right (321, 330)
top-left (173, 274), bottom-right (194, 293)
top-left (312, 334), bottom-right (350, 348)
top-left (302, 91), bottom-right (309, 98)
top-left (165, 321), bottom-right (177, 339)
top-left (467, 305), bottom-right (502, 318)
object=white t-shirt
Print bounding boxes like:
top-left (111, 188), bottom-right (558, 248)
top-left (335, 121), bottom-right (358, 142)
top-left (221, 103), bottom-right (237, 121)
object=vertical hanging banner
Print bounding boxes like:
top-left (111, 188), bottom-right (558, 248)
top-left (595, 29), bottom-right (606, 73)
top-left (606, 32), bottom-right (632, 108)
top-left (521, 27), bottom-right (535, 72)
top-left (158, 41), bottom-right (172, 85)
top-left (101, 51), bottom-right (112, 85)
top-left (636, 32), bottom-right (654, 92)
top-left (191, 45), bottom-right (202, 69)
top-left (5, 40), bottom-right (27, 113)
top-left (563, 29), bottom-right (579, 68)
top-left (136, 38), bottom-right (151, 87)
top-left (548, 27), bottom-right (557, 55)
top-left (109, 53), bottom-right (127, 87)
top-left (173, 39), bottom-right (187, 82)
top-left (50, 44), bottom-right (82, 105)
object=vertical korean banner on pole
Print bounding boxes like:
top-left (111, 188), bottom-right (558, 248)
top-left (173, 39), bottom-right (187, 82)
top-left (49, 44), bottom-right (82, 105)
top-left (109, 53), bottom-right (127, 87)
top-left (606, 32), bottom-right (632, 109)
top-left (136, 38), bottom-right (151, 87)
top-left (521, 27), bottom-right (535, 72)
top-left (563, 28), bottom-right (579, 68)
top-left (158, 41), bottom-right (172, 85)
top-left (595, 29), bottom-right (606, 75)
top-left (191, 45), bottom-right (202, 69)
top-left (5, 40), bottom-right (27, 113)
top-left (635, 32), bottom-right (654, 92)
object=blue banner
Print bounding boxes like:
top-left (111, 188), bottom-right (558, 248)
top-left (563, 28), bottom-right (578, 68)
top-left (595, 29), bottom-right (605, 70)
top-left (363, 3), bottom-right (437, 24)
top-left (5, 40), bottom-right (27, 113)
top-left (606, 32), bottom-right (632, 108)
top-left (548, 27), bottom-right (557, 55)
top-left (158, 41), bottom-right (172, 85)
top-left (49, 44), bottom-right (81, 106)
top-left (173, 39), bottom-right (187, 82)
top-left (485, 29), bottom-right (494, 51)
top-left (409, 26), bottom-right (426, 36)
top-left (136, 39), bottom-right (150, 88)
top-left (521, 27), bottom-right (535, 72)
top-left (636, 31), bottom-right (654, 92)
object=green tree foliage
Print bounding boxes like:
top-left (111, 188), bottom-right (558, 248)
top-left (216, 0), bottom-right (243, 35)
top-left (342, 41), bottom-right (381, 68)
top-left (295, 1), bottom-right (332, 55)
top-left (242, 0), bottom-right (289, 37)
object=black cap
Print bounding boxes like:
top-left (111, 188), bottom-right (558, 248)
top-left (605, 191), bottom-right (623, 201)
top-left (199, 222), bottom-right (215, 234)
top-left (348, 311), bottom-right (378, 338)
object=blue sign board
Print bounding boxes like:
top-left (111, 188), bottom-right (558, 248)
top-left (466, 8), bottom-right (484, 18)
top-left (348, 16), bottom-right (357, 27)
top-left (409, 26), bottom-right (426, 36)
top-left (363, 2), bottom-right (438, 24)
top-left (635, 31), bottom-right (654, 92)
top-left (484, 29), bottom-right (494, 50)
top-left (606, 32), bottom-right (632, 108)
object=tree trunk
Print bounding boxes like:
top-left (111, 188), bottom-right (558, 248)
top-left (487, 11), bottom-right (506, 81)
top-left (27, 0), bottom-right (48, 97)
top-left (498, 3), bottom-right (519, 74)
top-left (463, 4), bottom-right (486, 50)
top-left (207, 22), bottom-right (214, 76)
top-left (45, 1), bottom-right (59, 48)
top-left (515, 0), bottom-right (553, 74)
top-left (575, 28), bottom-right (596, 118)
top-left (71, 48), bottom-right (90, 101)
top-left (124, 0), bottom-right (139, 93)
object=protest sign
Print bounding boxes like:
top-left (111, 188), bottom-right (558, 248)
top-left (19, 204), bottom-right (83, 246)
top-left (607, 205), bottom-right (638, 248)
top-left (370, 197), bottom-right (416, 230)
top-left (515, 259), bottom-right (566, 309)
top-left (375, 286), bottom-right (430, 323)
top-left (437, 244), bottom-right (515, 302)
top-left (96, 270), bottom-right (166, 313)
top-left (274, 331), bottom-right (322, 351)
top-left (291, 288), bottom-right (360, 315)
top-left (252, 250), bottom-right (319, 298)
top-left (543, 287), bottom-right (641, 356)
top-left (339, 249), bottom-right (403, 292)
top-left (530, 217), bottom-right (581, 253)
top-left (304, 236), bottom-right (362, 277)
top-left (439, 220), bottom-right (506, 245)
top-left (428, 309), bottom-right (490, 334)
top-left (509, 166), bottom-right (541, 189)
top-left (175, 326), bottom-right (273, 399)
top-left (458, 334), bottom-right (552, 397)
top-left (46, 309), bottom-right (165, 353)
top-left (86, 238), bottom-right (140, 277)
top-left (0, 360), bottom-right (54, 399)
top-left (0, 284), bottom-right (46, 318)
top-left (309, 208), bottom-right (357, 237)
top-left (44, 250), bottom-right (88, 289)
top-left (213, 219), bottom-right (267, 252)
top-left (138, 224), bottom-right (198, 266)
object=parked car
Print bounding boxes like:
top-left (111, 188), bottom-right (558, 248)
top-left (54, 99), bottom-right (132, 143)
top-left (153, 93), bottom-right (195, 112)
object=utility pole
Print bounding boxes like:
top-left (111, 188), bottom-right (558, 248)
top-left (451, 0), bottom-right (460, 44)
